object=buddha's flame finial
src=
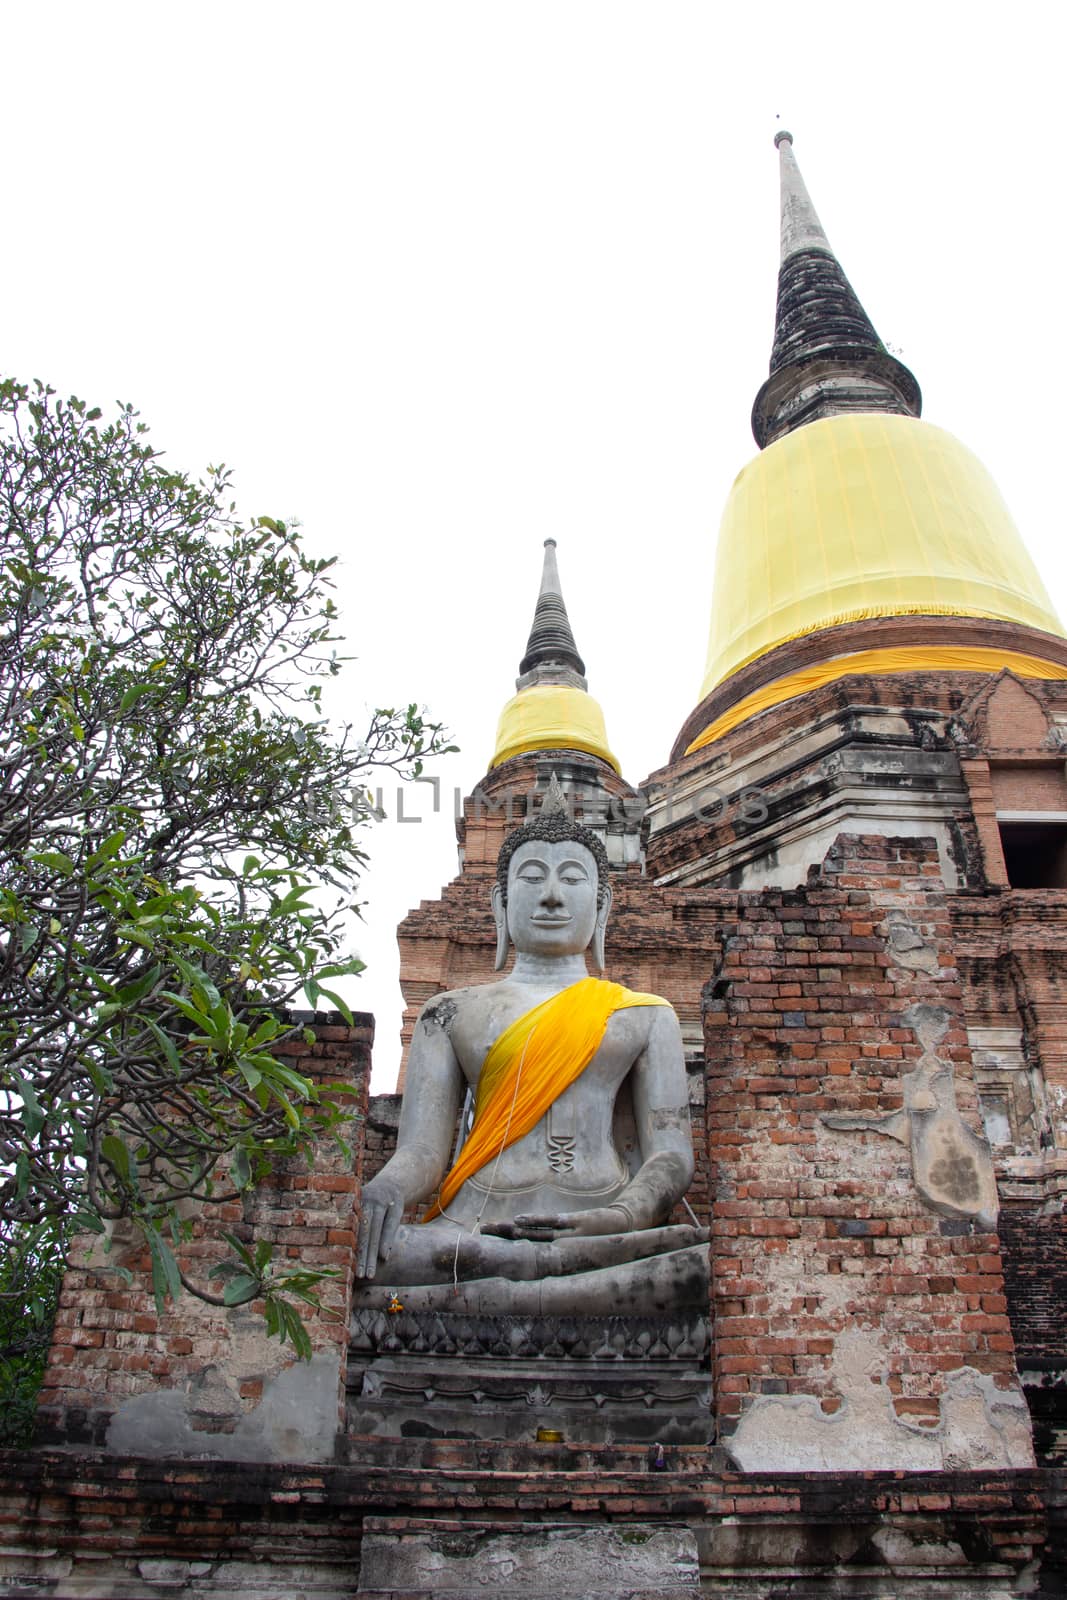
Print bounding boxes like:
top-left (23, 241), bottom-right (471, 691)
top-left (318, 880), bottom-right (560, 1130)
top-left (541, 771), bottom-right (570, 817)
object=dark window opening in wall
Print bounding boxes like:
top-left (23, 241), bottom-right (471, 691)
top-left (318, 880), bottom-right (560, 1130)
top-left (998, 819), bottom-right (1067, 889)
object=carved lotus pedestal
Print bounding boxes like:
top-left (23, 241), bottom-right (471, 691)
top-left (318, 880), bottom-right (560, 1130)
top-left (344, 1306), bottom-right (713, 1448)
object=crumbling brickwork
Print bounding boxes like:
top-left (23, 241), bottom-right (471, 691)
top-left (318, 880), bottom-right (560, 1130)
top-left (34, 1015), bottom-right (372, 1459)
top-left (703, 834), bottom-right (1032, 1470)
top-left (0, 1447), bottom-right (1050, 1598)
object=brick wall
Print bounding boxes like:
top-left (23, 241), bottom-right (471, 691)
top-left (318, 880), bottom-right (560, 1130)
top-left (35, 1014), bottom-right (371, 1457)
top-left (0, 1448), bottom-right (1050, 1596)
top-left (703, 834), bottom-right (1028, 1462)
top-left (999, 1205), bottom-right (1067, 1366)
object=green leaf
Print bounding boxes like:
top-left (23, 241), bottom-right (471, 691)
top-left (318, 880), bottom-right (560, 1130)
top-left (317, 959), bottom-right (366, 980)
top-left (100, 1134), bottom-right (131, 1183)
top-left (222, 1274), bottom-right (260, 1306)
top-left (267, 1088), bottom-right (299, 1128)
top-left (116, 964), bottom-right (162, 1005)
top-left (27, 850), bottom-right (76, 877)
top-left (144, 1018), bottom-right (182, 1075)
top-left (259, 1059), bottom-right (313, 1097)
top-left (281, 1301), bottom-right (312, 1360)
top-left (315, 986), bottom-right (354, 1025)
top-left (219, 1231), bottom-right (255, 1270)
top-left (230, 1148), bottom-right (252, 1191)
top-left (85, 1060), bottom-right (115, 1094)
top-left (15, 1076), bottom-right (45, 1140)
top-left (118, 684), bottom-right (152, 714)
top-left (160, 990), bottom-right (212, 1029)
top-left (172, 956), bottom-right (221, 1014)
top-left (144, 1226), bottom-right (182, 1314)
top-left (87, 830), bottom-right (126, 869)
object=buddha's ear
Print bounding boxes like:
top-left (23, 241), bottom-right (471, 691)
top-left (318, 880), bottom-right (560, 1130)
top-left (490, 882), bottom-right (509, 971)
top-left (591, 884), bottom-right (613, 973)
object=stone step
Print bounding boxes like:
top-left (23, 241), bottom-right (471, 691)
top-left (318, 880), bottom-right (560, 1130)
top-left (356, 1519), bottom-right (702, 1598)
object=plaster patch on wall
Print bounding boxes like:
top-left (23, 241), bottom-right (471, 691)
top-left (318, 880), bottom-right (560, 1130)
top-left (883, 910), bottom-right (940, 974)
top-left (869, 1525), bottom-right (967, 1569)
top-left (358, 1522), bottom-right (702, 1596)
top-left (1049, 1083), bottom-right (1067, 1148)
top-left (105, 1352), bottom-right (339, 1462)
top-left (823, 1003), bottom-right (999, 1229)
top-left (724, 1331), bottom-right (1035, 1472)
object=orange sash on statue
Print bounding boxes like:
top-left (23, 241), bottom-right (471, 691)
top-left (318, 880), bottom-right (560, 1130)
top-left (421, 976), bottom-right (669, 1222)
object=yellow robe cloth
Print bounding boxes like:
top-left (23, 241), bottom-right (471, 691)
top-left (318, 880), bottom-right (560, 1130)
top-left (421, 976), bottom-right (669, 1222)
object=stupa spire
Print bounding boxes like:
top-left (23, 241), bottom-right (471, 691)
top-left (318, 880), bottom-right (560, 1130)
top-left (777, 127), bottom-right (832, 258)
top-left (752, 131), bottom-right (921, 449)
top-left (518, 538), bottom-right (587, 686)
top-left (489, 542), bottom-right (619, 772)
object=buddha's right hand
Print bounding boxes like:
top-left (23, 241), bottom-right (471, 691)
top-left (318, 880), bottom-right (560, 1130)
top-left (355, 1176), bottom-right (406, 1279)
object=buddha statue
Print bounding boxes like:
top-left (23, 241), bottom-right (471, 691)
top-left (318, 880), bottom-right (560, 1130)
top-left (354, 786), bottom-right (708, 1316)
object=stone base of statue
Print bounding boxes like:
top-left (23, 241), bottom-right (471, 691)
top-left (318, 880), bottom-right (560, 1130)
top-left (345, 1296), bottom-right (712, 1447)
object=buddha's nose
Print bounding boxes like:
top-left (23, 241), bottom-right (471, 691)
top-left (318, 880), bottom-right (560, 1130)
top-left (540, 877), bottom-right (564, 908)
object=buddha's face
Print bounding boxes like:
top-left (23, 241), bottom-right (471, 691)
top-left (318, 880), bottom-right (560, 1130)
top-left (504, 839), bottom-right (601, 958)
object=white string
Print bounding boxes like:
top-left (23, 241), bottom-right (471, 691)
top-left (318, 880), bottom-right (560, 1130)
top-left (447, 1020), bottom-right (538, 1291)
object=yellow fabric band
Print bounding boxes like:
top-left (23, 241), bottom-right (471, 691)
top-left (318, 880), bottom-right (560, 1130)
top-left (700, 414), bottom-right (1064, 701)
top-left (421, 976), bottom-right (668, 1222)
top-left (490, 684), bottom-right (620, 773)
top-left (686, 646), bottom-right (1067, 755)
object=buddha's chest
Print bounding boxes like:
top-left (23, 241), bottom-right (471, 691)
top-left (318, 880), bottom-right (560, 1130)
top-left (456, 1065), bottom-right (630, 1201)
top-left (449, 992), bottom-right (642, 1103)
top-left (447, 991), bottom-right (644, 1192)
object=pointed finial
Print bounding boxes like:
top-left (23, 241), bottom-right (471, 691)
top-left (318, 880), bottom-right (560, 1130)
top-left (519, 541), bottom-right (587, 683)
top-left (751, 132), bottom-right (921, 448)
top-left (539, 538), bottom-right (561, 596)
top-left (776, 131), bottom-right (832, 262)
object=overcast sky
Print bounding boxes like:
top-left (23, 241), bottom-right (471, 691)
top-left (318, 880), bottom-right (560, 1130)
top-left (5, 2), bottom-right (1064, 1087)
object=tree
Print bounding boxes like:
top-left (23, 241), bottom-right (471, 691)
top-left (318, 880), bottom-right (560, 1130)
top-left (0, 1218), bottom-right (64, 1445)
top-left (0, 378), bottom-right (451, 1352)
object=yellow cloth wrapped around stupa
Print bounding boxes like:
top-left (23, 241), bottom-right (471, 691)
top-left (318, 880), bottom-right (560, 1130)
top-left (700, 413), bottom-right (1064, 704)
top-left (490, 683), bottom-right (620, 772)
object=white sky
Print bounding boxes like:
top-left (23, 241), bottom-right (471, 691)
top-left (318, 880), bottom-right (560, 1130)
top-left (5, 2), bottom-right (1065, 1088)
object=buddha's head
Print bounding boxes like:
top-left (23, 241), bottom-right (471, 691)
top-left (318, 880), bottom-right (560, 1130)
top-left (492, 807), bottom-right (612, 971)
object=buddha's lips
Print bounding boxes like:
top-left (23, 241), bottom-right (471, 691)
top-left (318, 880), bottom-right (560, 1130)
top-left (531, 916), bottom-right (572, 926)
